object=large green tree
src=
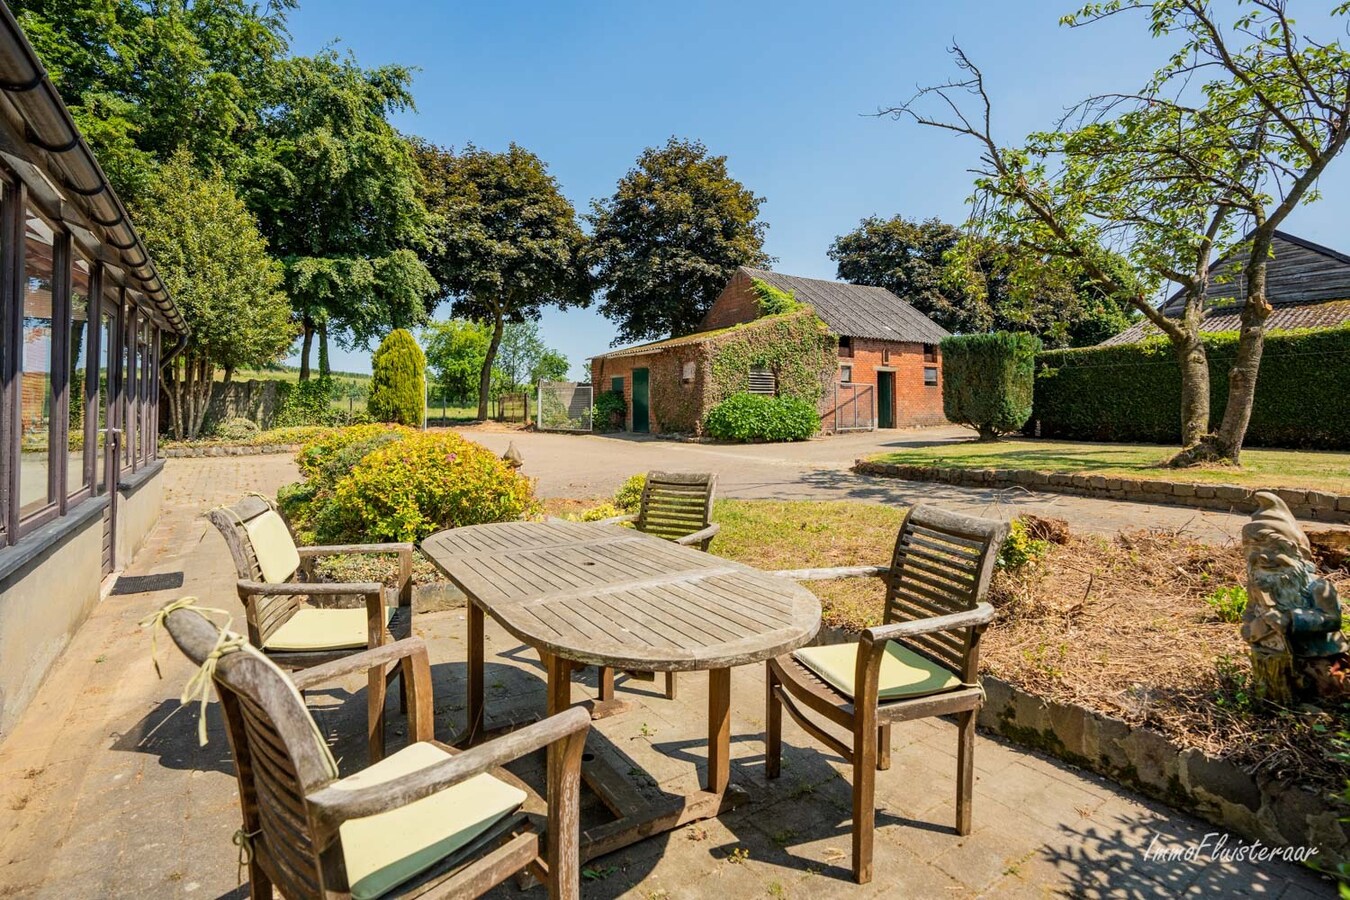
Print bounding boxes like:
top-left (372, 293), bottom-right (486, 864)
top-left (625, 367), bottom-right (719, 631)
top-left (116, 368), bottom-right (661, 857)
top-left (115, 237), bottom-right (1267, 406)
top-left (828, 215), bottom-right (1135, 347)
top-left (138, 151), bottom-right (293, 440)
top-left (12, 0), bottom-right (293, 201)
top-left (412, 141), bottom-right (589, 420)
top-left (245, 51), bottom-right (437, 380)
top-left (422, 319), bottom-right (490, 403)
top-left (888, 1), bottom-right (1350, 465)
top-left (586, 138), bottom-right (771, 344)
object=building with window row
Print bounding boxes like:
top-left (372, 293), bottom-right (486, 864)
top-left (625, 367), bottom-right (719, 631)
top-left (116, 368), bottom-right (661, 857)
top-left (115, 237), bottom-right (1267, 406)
top-left (0, 7), bottom-right (186, 738)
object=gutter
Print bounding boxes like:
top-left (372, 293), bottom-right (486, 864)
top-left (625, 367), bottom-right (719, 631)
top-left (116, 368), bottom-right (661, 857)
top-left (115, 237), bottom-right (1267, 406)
top-left (0, 4), bottom-right (187, 336)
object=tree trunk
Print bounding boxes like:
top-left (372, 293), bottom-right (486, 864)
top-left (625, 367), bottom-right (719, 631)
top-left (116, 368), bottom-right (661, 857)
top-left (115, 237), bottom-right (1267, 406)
top-left (222, 365), bottom-right (234, 385)
top-left (1175, 336), bottom-right (1211, 450)
top-left (318, 320), bottom-right (330, 379)
top-left (478, 307), bottom-right (504, 422)
top-left (299, 315), bottom-right (314, 381)
top-left (1211, 250), bottom-right (1273, 465)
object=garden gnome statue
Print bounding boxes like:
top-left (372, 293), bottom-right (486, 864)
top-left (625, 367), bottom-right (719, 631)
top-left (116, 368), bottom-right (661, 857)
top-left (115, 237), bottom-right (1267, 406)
top-left (1240, 491), bottom-right (1347, 703)
top-left (502, 441), bottom-right (524, 469)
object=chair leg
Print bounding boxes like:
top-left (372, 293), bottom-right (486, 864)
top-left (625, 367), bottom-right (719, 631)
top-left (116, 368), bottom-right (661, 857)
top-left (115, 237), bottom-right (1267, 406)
top-left (956, 710), bottom-right (976, 836)
top-left (664, 672), bottom-right (677, 701)
top-left (877, 724), bottom-right (891, 771)
top-left (367, 663), bottom-right (387, 762)
top-left (852, 722), bottom-right (877, 885)
top-left (765, 663), bottom-right (782, 780)
top-left (247, 862), bottom-right (273, 899)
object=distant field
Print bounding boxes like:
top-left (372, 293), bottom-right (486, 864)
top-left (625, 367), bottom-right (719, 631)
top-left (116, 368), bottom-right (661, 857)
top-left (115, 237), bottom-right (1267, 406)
top-left (227, 367), bottom-right (486, 420)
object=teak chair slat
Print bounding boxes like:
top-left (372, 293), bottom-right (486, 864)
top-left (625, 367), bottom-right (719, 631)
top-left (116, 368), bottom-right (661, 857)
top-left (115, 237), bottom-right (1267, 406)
top-left (162, 607), bottom-right (590, 900)
top-left (768, 504), bottom-right (1007, 885)
top-left (207, 495), bottom-right (416, 760)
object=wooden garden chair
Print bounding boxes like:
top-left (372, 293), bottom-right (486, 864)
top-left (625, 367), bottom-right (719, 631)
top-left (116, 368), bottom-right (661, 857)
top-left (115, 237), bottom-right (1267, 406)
top-left (207, 494), bottom-right (414, 759)
top-left (767, 504), bottom-right (1007, 884)
top-left (598, 471), bottom-right (720, 701)
top-left (158, 604), bottom-right (590, 900)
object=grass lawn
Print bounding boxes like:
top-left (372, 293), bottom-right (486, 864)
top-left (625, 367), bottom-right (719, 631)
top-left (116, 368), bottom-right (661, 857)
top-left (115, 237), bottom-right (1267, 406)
top-left (870, 438), bottom-right (1350, 494)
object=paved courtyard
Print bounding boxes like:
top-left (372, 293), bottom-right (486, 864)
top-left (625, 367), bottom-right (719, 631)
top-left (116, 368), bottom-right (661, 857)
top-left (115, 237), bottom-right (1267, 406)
top-left (0, 455), bottom-right (1334, 898)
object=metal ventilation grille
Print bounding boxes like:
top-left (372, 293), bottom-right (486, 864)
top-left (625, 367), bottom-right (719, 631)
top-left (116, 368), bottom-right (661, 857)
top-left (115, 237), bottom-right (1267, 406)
top-left (748, 368), bottom-right (777, 395)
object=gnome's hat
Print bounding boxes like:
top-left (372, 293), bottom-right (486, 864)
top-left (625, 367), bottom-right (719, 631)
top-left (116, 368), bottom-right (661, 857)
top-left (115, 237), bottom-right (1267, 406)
top-left (1241, 491), bottom-right (1310, 556)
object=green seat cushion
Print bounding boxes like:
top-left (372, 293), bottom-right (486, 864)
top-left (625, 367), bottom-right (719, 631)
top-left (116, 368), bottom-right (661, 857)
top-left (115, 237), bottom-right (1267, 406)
top-left (792, 640), bottom-right (962, 701)
top-left (243, 509), bottom-right (301, 584)
top-left (263, 606), bottom-right (393, 652)
top-left (337, 743), bottom-right (527, 900)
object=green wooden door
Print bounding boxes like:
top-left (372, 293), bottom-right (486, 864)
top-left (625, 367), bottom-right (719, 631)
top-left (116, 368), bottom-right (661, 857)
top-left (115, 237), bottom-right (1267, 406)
top-left (632, 368), bottom-right (650, 432)
top-left (877, 372), bottom-right (895, 429)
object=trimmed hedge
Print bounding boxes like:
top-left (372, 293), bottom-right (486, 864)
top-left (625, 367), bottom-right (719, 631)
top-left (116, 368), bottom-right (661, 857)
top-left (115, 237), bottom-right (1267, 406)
top-left (1030, 326), bottom-right (1350, 449)
top-left (941, 332), bottom-right (1040, 440)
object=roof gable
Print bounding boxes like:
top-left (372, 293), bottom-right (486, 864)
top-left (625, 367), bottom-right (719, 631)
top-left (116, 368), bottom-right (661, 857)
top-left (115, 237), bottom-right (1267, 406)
top-left (1161, 231), bottom-right (1350, 315)
top-left (740, 267), bottom-right (950, 344)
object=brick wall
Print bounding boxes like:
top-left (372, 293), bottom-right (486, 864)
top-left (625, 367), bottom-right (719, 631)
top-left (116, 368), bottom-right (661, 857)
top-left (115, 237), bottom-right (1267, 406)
top-left (843, 339), bottom-right (946, 428)
top-left (700, 269), bottom-right (760, 331)
top-left (591, 345), bottom-right (707, 435)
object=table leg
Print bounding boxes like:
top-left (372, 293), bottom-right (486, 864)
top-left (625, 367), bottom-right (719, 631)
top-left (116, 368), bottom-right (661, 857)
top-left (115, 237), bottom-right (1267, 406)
top-left (465, 600), bottom-right (484, 745)
top-left (545, 652), bottom-right (573, 715)
top-left (706, 667), bottom-right (731, 795)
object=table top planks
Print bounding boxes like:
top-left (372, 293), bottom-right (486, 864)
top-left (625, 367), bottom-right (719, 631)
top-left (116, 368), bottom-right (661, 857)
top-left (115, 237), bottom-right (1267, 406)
top-left (421, 520), bottom-right (822, 671)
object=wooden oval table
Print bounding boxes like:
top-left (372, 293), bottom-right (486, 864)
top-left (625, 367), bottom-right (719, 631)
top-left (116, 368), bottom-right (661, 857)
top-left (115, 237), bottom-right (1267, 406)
top-left (421, 519), bottom-right (821, 862)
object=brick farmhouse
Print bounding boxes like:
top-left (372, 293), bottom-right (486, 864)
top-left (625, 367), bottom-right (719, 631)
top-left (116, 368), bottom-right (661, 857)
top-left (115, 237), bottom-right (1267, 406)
top-left (591, 267), bottom-right (950, 435)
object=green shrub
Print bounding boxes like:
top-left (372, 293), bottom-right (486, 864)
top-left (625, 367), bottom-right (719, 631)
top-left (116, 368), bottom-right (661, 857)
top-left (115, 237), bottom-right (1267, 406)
top-left (315, 431), bottom-right (539, 543)
top-left (1030, 326), bottom-right (1350, 448)
top-left (997, 518), bottom-right (1050, 571)
top-left (940, 332), bottom-right (1040, 441)
top-left (212, 417), bottom-right (261, 441)
top-left (1203, 585), bottom-right (1248, 624)
top-left (593, 391), bottom-right (626, 432)
top-left (704, 392), bottom-right (819, 442)
top-left (273, 377), bottom-right (344, 428)
top-left (368, 329), bottom-right (426, 426)
top-left (578, 502), bottom-right (625, 522)
top-left (613, 473), bottom-right (647, 512)
top-left (296, 423), bottom-right (412, 480)
top-left (283, 424), bottom-right (412, 539)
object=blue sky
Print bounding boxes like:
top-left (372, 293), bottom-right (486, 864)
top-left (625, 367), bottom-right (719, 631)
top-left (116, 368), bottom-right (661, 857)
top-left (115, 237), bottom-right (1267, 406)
top-left (284, 0), bottom-right (1350, 377)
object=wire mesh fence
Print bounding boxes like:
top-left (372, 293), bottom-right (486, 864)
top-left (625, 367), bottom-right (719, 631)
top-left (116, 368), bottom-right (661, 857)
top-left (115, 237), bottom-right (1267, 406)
top-left (537, 381), bottom-right (593, 432)
top-left (495, 392), bottom-right (530, 423)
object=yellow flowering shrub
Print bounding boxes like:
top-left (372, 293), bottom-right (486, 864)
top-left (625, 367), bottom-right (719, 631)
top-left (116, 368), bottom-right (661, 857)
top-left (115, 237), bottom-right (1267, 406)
top-left (315, 431), bottom-right (539, 543)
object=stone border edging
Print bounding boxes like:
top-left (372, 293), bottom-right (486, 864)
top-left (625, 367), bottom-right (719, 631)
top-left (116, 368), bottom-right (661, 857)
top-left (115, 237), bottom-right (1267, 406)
top-left (163, 443), bottom-right (300, 458)
top-left (855, 459), bottom-right (1350, 524)
top-left (979, 675), bottom-right (1349, 867)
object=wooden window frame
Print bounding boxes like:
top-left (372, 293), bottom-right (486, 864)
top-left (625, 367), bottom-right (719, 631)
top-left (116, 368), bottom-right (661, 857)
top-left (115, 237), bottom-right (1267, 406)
top-left (924, 366), bottom-right (939, 386)
top-left (16, 196), bottom-right (65, 535)
top-left (65, 250), bottom-right (97, 508)
top-left (839, 363), bottom-right (853, 384)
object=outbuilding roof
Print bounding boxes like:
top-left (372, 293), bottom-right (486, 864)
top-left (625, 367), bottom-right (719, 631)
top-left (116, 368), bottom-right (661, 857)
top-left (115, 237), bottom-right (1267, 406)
top-left (738, 267), bottom-right (950, 344)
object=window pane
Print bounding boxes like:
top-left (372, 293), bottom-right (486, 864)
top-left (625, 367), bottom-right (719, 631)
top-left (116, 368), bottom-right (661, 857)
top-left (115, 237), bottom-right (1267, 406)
top-left (68, 256), bottom-right (92, 493)
top-left (96, 307), bottom-right (113, 493)
top-left (123, 311), bottom-right (135, 466)
top-left (138, 318), bottom-right (151, 462)
top-left (20, 210), bottom-right (55, 517)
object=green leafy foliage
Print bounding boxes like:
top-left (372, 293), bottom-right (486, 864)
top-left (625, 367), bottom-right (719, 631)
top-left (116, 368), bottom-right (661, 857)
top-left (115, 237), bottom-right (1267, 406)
top-left (829, 215), bottom-right (1135, 348)
top-left (281, 424), bottom-right (413, 540)
top-left (368, 330), bottom-right (426, 426)
top-left (314, 432), bottom-right (539, 543)
top-left (614, 474), bottom-right (646, 513)
top-left (749, 279), bottom-right (801, 316)
top-left (1203, 585), bottom-right (1248, 624)
top-left (212, 418), bottom-right (260, 441)
top-left (940, 332), bottom-right (1040, 441)
top-left (423, 319), bottom-right (490, 403)
top-left (704, 393), bottom-right (819, 442)
top-left (273, 378), bottom-right (345, 428)
top-left (593, 391), bottom-right (626, 433)
top-left (1031, 327), bottom-right (1350, 449)
top-left (587, 137), bottom-right (770, 343)
top-left (997, 519), bottom-right (1050, 571)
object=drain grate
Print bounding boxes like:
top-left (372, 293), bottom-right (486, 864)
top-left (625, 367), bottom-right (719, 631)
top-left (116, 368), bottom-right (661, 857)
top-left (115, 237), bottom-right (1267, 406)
top-left (110, 572), bottom-right (185, 595)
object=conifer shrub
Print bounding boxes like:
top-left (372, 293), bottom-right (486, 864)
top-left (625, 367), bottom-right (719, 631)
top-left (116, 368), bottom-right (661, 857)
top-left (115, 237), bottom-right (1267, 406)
top-left (940, 332), bottom-right (1040, 441)
top-left (367, 329), bottom-right (426, 426)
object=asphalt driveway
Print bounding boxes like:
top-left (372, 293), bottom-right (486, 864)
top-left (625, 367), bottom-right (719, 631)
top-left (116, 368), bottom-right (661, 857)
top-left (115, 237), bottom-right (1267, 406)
top-left (453, 425), bottom-right (1254, 544)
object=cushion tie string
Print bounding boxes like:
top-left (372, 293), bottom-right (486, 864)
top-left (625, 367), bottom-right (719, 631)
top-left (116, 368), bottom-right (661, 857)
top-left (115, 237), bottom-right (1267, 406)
top-left (139, 597), bottom-right (246, 745)
top-left (232, 827), bottom-right (261, 884)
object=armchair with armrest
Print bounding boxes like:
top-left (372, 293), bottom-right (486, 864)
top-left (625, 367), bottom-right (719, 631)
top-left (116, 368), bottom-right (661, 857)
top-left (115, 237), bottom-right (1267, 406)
top-left (767, 504), bottom-right (1007, 885)
top-left (162, 605), bottom-right (590, 900)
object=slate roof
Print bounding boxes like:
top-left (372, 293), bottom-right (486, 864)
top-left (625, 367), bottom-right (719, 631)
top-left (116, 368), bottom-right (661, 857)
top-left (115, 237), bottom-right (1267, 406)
top-left (740, 267), bottom-right (951, 344)
top-left (1102, 231), bottom-right (1350, 345)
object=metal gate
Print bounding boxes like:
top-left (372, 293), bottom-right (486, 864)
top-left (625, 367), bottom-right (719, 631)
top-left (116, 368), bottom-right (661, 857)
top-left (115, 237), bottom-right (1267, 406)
top-left (829, 382), bottom-right (875, 432)
top-left (537, 381), bottom-right (593, 432)
top-left (495, 392), bottom-right (529, 423)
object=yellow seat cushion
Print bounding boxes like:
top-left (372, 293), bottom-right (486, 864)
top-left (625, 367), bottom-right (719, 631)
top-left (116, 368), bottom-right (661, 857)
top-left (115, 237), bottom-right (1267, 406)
top-left (244, 509), bottom-right (301, 584)
top-left (337, 742), bottom-right (527, 900)
top-left (263, 606), bottom-right (393, 652)
top-left (792, 640), bottom-right (963, 702)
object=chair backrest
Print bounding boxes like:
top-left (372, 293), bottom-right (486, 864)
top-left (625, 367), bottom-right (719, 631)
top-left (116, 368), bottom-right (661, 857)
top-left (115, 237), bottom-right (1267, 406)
top-left (636, 472), bottom-right (717, 542)
top-left (164, 607), bottom-right (341, 897)
top-left (206, 495), bottom-right (301, 646)
top-left (884, 505), bottom-right (1008, 679)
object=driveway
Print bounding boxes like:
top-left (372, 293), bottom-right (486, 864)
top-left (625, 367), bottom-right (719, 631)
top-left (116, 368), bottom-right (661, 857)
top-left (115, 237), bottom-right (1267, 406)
top-left (455, 425), bottom-right (1254, 544)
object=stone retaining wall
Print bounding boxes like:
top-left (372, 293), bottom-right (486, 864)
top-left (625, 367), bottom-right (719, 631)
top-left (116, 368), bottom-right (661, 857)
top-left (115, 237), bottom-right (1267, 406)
top-left (979, 675), bottom-right (1349, 867)
top-left (164, 443), bottom-right (299, 458)
top-left (855, 460), bottom-right (1350, 524)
